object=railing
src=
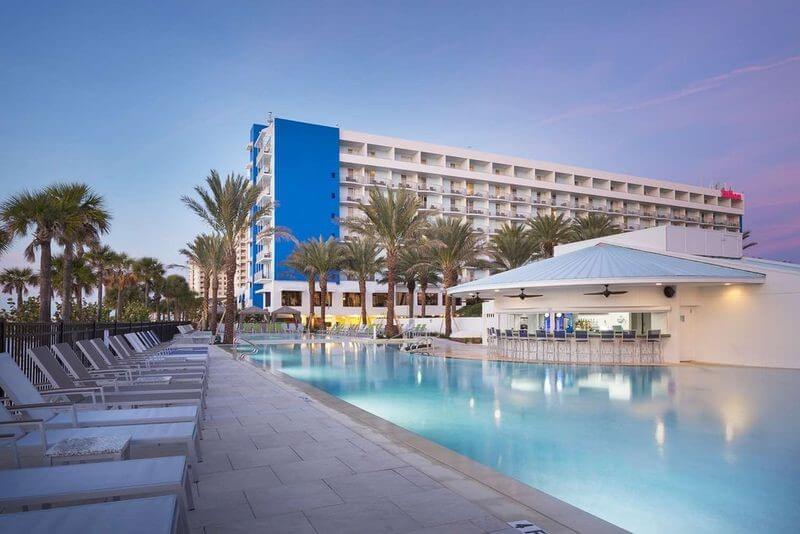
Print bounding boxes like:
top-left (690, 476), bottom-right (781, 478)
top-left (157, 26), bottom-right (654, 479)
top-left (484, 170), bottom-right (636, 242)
top-left (0, 320), bottom-right (189, 391)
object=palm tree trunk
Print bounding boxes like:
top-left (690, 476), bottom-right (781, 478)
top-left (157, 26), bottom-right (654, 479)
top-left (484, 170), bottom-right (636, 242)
top-left (359, 277), bottom-right (367, 325)
top-left (16, 287), bottom-right (23, 312)
top-left (201, 272), bottom-right (209, 331)
top-left (407, 281), bottom-right (415, 320)
top-left (210, 273), bottom-right (219, 335)
top-left (223, 254), bottom-right (236, 344)
top-left (116, 283), bottom-right (124, 319)
top-left (143, 281), bottom-right (150, 308)
top-left (319, 277), bottom-right (328, 329)
top-left (385, 251), bottom-right (398, 337)
top-left (306, 276), bottom-right (316, 331)
top-left (96, 271), bottom-right (104, 321)
top-left (75, 286), bottom-right (83, 316)
top-left (420, 282), bottom-right (427, 318)
top-left (39, 238), bottom-right (53, 322)
top-left (444, 270), bottom-right (455, 337)
top-left (62, 243), bottom-right (74, 323)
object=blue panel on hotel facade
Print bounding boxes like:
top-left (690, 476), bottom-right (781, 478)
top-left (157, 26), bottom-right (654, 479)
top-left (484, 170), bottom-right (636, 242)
top-left (272, 118), bottom-right (340, 281)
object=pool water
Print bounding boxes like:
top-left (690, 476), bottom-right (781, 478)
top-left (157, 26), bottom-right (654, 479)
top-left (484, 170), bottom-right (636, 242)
top-left (247, 342), bottom-right (800, 533)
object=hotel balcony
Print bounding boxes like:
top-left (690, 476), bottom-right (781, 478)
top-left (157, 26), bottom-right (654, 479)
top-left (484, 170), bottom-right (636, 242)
top-left (256, 249), bottom-right (272, 264)
top-left (420, 204), bottom-right (440, 211)
top-left (466, 208), bottom-right (485, 215)
top-left (253, 269), bottom-right (272, 284)
top-left (342, 175), bottom-right (361, 184)
top-left (343, 196), bottom-right (362, 204)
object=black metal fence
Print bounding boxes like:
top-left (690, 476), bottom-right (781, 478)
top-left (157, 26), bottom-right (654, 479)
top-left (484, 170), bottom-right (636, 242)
top-left (0, 320), bottom-right (190, 391)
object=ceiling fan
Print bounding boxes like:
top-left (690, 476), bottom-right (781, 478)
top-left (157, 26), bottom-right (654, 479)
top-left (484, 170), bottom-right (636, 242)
top-left (504, 289), bottom-right (543, 300)
top-left (584, 284), bottom-right (628, 298)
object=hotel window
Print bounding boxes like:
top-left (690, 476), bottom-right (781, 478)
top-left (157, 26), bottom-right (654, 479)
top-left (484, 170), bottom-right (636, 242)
top-left (342, 292), bottom-right (361, 307)
top-left (312, 292), bottom-right (333, 306)
top-left (262, 292), bottom-right (271, 307)
top-left (347, 168), bottom-right (354, 177)
top-left (417, 293), bottom-right (437, 305)
top-left (372, 293), bottom-right (388, 307)
top-left (396, 292), bottom-right (410, 305)
top-left (281, 291), bottom-right (302, 306)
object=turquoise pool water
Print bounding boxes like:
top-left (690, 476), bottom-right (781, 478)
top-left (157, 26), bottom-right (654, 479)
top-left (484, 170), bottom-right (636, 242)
top-left (247, 342), bottom-right (800, 533)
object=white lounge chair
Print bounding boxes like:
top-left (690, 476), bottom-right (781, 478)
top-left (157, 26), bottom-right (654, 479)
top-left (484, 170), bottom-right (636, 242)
top-left (85, 339), bottom-right (207, 376)
top-left (0, 402), bottom-right (200, 480)
top-left (111, 336), bottom-right (208, 366)
top-left (28, 347), bottom-right (205, 406)
top-left (0, 495), bottom-right (187, 534)
top-left (75, 339), bottom-right (206, 383)
top-left (0, 456), bottom-right (194, 516)
top-left (52, 343), bottom-right (204, 393)
top-left (0, 353), bottom-right (199, 431)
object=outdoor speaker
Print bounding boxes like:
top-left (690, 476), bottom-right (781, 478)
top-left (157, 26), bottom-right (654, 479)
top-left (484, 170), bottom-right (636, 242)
top-left (663, 286), bottom-right (676, 298)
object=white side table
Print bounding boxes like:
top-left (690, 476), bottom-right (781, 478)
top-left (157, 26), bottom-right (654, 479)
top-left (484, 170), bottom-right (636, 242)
top-left (45, 435), bottom-right (132, 466)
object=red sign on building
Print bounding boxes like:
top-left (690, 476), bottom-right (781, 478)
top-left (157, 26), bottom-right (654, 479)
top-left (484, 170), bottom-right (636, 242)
top-left (720, 189), bottom-right (742, 201)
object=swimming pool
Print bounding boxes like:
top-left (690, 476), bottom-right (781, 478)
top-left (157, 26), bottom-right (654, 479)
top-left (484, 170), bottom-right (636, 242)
top-left (247, 342), bottom-right (800, 533)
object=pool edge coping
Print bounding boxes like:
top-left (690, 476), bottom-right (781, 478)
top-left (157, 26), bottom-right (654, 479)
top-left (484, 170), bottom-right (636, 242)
top-left (218, 344), bottom-right (630, 534)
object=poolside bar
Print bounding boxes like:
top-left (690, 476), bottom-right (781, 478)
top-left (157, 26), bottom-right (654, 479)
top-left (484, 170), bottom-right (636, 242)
top-left (447, 227), bottom-right (800, 368)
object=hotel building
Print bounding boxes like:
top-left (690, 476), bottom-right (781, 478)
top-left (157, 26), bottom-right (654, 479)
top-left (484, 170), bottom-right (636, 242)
top-left (244, 117), bottom-right (745, 323)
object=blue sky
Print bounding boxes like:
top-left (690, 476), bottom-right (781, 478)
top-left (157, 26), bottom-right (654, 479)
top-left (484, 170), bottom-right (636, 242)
top-left (1, 0), bottom-right (798, 281)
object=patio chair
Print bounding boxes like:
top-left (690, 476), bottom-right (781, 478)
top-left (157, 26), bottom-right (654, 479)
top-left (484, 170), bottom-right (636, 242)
top-left (0, 353), bottom-right (199, 431)
top-left (0, 456), bottom-right (194, 517)
top-left (27, 346), bottom-right (205, 413)
top-left (124, 333), bottom-right (208, 359)
top-left (75, 340), bottom-right (206, 383)
top-left (0, 495), bottom-right (188, 534)
top-left (0, 401), bottom-right (200, 479)
top-left (52, 343), bottom-right (204, 394)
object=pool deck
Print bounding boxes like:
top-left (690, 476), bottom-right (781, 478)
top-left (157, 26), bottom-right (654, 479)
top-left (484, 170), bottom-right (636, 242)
top-left (194, 343), bottom-right (627, 533)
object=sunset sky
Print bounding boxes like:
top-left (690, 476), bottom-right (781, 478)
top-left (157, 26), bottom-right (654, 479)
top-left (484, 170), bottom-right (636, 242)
top-left (1, 0), bottom-right (798, 274)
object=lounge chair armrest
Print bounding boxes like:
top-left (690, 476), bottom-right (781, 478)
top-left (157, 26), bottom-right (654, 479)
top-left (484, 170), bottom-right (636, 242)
top-left (41, 386), bottom-right (102, 394)
top-left (9, 401), bottom-right (74, 410)
top-left (0, 417), bottom-right (44, 426)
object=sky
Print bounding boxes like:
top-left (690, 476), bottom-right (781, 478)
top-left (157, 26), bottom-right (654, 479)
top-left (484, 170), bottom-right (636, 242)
top-left (0, 0), bottom-right (798, 286)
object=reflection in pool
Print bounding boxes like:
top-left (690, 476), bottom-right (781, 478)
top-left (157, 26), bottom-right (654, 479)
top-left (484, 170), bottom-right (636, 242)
top-left (247, 342), bottom-right (800, 533)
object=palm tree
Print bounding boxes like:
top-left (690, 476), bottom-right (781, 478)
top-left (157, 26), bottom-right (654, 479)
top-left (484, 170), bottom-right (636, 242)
top-left (395, 246), bottom-right (428, 320)
top-left (305, 237), bottom-right (345, 330)
top-left (341, 237), bottom-right (384, 325)
top-left (415, 260), bottom-right (441, 318)
top-left (180, 234), bottom-right (224, 331)
top-left (284, 241), bottom-right (318, 330)
top-left (84, 244), bottom-right (116, 321)
top-left (427, 218), bottom-right (483, 337)
top-left (51, 183), bottom-right (111, 323)
top-left (343, 188), bottom-right (427, 336)
top-left (71, 256), bottom-right (96, 318)
top-left (106, 253), bottom-right (137, 319)
top-left (742, 230), bottom-right (757, 251)
top-left (0, 267), bottom-right (39, 311)
top-left (134, 257), bottom-right (165, 311)
top-left (571, 213), bottom-right (620, 241)
top-left (526, 213), bottom-right (574, 258)
top-left (487, 223), bottom-right (538, 271)
top-left (1, 186), bottom-right (68, 321)
top-left (182, 171), bottom-right (270, 343)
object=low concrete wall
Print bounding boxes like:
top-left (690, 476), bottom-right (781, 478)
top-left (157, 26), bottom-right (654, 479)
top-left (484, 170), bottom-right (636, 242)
top-left (397, 317), bottom-right (484, 338)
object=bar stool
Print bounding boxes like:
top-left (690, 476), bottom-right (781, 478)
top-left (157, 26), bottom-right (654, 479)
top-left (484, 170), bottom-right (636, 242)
top-left (487, 328), bottom-right (497, 349)
top-left (535, 329), bottom-right (550, 362)
top-left (504, 329), bottom-right (516, 359)
top-left (553, 329), bottom-right (570, 362)
top-left (643, 329), bottom-right (662, 364)
top-left (599, 330), bottom-right (617, 364)
top-left (574, 330), bottom-right (591, 363)
top-left (620, 330), bottom-right (638, 364)
top-left (518, 328), bottom-right (531, 360)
